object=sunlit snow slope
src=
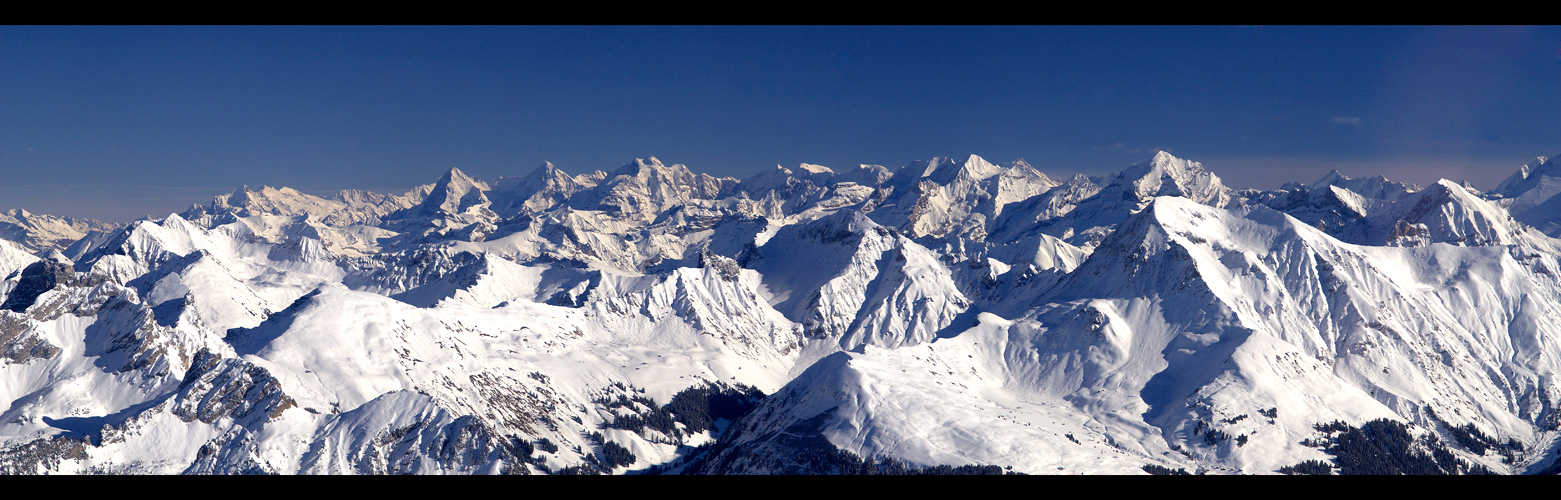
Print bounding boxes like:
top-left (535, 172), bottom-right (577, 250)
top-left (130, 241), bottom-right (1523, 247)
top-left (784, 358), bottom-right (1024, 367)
top-left (5, 152), bottom-right (1561, 475)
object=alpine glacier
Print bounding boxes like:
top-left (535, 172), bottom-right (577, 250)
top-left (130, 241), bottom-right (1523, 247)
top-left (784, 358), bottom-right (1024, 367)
top-left (4, 151), bottom-right (1561, 475)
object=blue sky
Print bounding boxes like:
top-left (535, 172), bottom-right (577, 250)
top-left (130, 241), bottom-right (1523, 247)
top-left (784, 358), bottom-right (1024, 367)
top-left (3, 25), bottom-right (1559, 221)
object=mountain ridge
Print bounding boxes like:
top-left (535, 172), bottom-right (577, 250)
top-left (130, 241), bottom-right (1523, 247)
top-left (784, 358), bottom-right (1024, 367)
top-left (4, 150), bottom-right (1561, 475)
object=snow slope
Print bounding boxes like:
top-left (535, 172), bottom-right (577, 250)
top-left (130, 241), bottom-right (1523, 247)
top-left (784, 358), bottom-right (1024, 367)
top-left (5, 150), bottom-right (1561, 475)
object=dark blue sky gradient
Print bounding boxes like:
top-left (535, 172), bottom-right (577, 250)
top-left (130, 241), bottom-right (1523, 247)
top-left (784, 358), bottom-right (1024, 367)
top-left (3, 26), bottom-right (1559, 221)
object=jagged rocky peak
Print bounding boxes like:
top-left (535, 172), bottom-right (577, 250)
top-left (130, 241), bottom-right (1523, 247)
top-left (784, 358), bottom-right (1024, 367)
top-left (571, 156), bottom-right (737, 217)
top-left (0, 209), bottom-right (87, 228)
top-left (493, 161), bottom-right (570, 189)
top-left (16, 150), bottom-right (1561, 476)
top-left (182, 182), bottom-right (427, 230)
top-left (0, 208), bottom-right (120, 254)
top-left (987, 152), bottom-right (1227, 249)
top-left (742, 163), bottom-right (827, 193)
top-left (868, 154), bottom-right (1066, 240)
top-left (752, 208), bottom-right (968, 352)
top-left (1485, 154), bottom-right (1561, 237)
top-left (1064, 172), bottom-right (1099, 186)
top-left (332, 188), bottom-right (399, 205)
top-left (508, 162), bottom-right (574, 195)
top-left (1307, 169), bottom-right (1348, 190)
top-left (417, 167), bottom-right (493, 216)
top-left (991, 159), bottom-right (1058, 203)
top-left (487, 162), bottom-right (594, 215)
top-left (226, 184), bottom-right (255, 206)
top-left (1375, 178), bottom-right (1523, 247)
top-left (1492, 155), bottom-right (1561, 210)
top-left (1113, 151), bottom-right (1232, 206)
top-left (920, 154), bottom-right (1002, 185)
top-left (626, 157), bottom-right (734, 192)
top-left (607, 156), bottom-right (669, 179)
top-left (214, 185), bottom-right (303, 209)
top-left (1305, 169), bottom-right (1417, 201)
top-left (1494, 155), bottom-right (1560, 197)
top-left (983, 172), bottom-right (1100, 242)
top-left (1003, 158), bottom-right (1051, 181)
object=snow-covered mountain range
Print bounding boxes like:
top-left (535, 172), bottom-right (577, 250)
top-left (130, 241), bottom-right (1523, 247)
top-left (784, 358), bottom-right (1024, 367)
top-left (5, 150), bottom-right (1561, 474)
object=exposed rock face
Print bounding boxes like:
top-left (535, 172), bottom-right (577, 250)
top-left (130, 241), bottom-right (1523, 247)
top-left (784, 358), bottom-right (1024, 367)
top-left (2, 260), bottom-right (91, 313)
top-left (0, 313), bottom-right (61, 365)
top-left (172, 349), bottom-right (296, 427)
top-left (0, 435), bottom-right (89, 475)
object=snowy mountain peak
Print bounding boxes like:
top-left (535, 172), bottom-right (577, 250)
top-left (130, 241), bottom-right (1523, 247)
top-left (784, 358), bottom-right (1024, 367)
top-left (434, 167), bottom-right (487, 191)
top-left (12, 150), bottom-right (1561, 476)
top-left (800, 209), bottom-right (881, 241)
top-left (227, 185), bottom-right (258, 207)
top-left (484, 162), bottom-right (594, 216)
top-left (1147, 150), bottom-right (1186, 172)
top-left (799, 163), bottom-right (834, 175)
top-left (1372, 178), bottom-right (1524, 247)
top-left (1304, 169), bottom-right (1417, 201)
top-left (499, 161), bottom-right (564, 186)
top-left (563, 157), bottom-right (736, 221)
top-left (417, 168), bottom-right (492, 216)
top-left (1000, 152), bottom-right (1229, 248)
top-left (609, 157), bottom-right (668, 178)
top-left (994, 159), bottom-right (1052, 185)
top-left (1136, 150), bottom-right (1201, 179)
top-left (1429, 178), bottom-right (1462, 191)
top-left (740, 165), bottom-right (800, 191)
top-left (1490, 155), bottom-right (1561, 237)
top-left (492, 162), bottom-right (567, 192)
top-left (0, 209), bottom-right (120, 253)
top-left (918, 154), bottom-right (1001, 185)
top-left (604, 157), bottom-right (724, 188)
top-left (1496, 155), bottom-right (1561, 198)
top-left (833, 164), bottom-right (894, 187)
top-left (1516, 155), bottom-right (1557, 182)
top-left (1115, 152), bottom-right (1231, 207)
top-left (1310, 169), bottom-right (1348, 190)
top-left (736, 163), bottom-right (842, 209)
top-left (999, 158), bottom-right (1052, 182)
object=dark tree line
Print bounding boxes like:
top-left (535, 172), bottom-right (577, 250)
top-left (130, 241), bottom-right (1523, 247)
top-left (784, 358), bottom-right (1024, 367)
top-left (716, 445), bottom-right (1018, 475)
top-left (1277, 460), bottom-right (1333, 475)
top-left (588, 381), bottom-right (1025, 475)
top-left (1142, 464), bottom-right (1192, 475)
top-left (599, 382), bottom-right (766, 442)
top-left (1429, 409), bottom-right (1522, 463)
top-left (1279, 419), bottom-right (1496, 475)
